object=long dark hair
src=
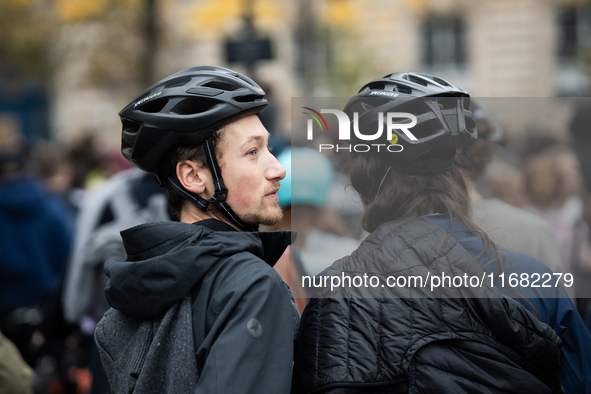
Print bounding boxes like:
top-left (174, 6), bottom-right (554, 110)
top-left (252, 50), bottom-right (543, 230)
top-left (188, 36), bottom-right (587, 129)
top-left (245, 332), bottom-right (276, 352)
top-left (345, 150), bottom-right (539, 316)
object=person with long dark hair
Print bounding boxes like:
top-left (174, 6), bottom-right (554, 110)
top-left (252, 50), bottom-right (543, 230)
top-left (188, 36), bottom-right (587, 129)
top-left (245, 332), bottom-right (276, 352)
top-left (292, 73), bottom-right (591, 394)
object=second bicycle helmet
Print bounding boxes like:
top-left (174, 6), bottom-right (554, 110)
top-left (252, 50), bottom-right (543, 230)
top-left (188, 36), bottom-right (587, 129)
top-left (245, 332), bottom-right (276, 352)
top-left (343, 72), bottom-right (477, 175)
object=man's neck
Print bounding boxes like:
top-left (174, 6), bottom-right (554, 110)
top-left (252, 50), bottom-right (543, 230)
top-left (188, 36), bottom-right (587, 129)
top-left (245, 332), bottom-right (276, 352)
top-left (180, 204), bottom-right (242, 231)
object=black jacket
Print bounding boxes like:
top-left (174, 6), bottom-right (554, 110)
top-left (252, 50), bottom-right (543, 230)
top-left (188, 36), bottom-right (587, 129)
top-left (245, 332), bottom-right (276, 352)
top-left (100, 219), bottom-right (297, 393)
top-left (292, 217), bottom-right (562, 394)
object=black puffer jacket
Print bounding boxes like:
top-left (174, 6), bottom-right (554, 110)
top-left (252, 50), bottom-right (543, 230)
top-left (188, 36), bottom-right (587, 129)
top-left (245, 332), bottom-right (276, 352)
top-left (292, 217), bottom-right (562, 394)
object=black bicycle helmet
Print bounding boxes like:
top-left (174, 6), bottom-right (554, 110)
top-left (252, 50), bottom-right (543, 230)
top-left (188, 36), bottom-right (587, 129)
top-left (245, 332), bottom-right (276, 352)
top-left (344, 72), bottom-right (477, 175)
top-left (119, 66), bottom-right (268, 231)
top-left (120, 65), bottom-right (267, 184)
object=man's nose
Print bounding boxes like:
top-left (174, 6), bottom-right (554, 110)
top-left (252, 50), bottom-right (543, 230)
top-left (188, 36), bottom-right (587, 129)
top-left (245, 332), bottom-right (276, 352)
top-left (268, 154), bottom-right (286, 181)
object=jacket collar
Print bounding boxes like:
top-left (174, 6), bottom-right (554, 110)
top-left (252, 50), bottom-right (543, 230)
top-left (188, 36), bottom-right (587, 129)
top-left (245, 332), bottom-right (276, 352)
top-left (120, 219), bottom-right (294, 268)
top-left (194, 219), bottom-right (295, 267)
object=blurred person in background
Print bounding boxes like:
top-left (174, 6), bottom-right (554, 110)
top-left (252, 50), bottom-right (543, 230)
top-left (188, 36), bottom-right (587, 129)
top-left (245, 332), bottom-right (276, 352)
top-left (568, 103), bottom-right (591, 195)
top-left (569, 104), bottom-right (591, 250)
top-left (292, 73), bottom-right (591, 394)
top-left (61, 134), bottom-right (133, 200)
top-left (31, 141), bottom-right (138, 393)
top-left (62, 167), bottom-right (171, 394)
top-left (524, 151), bottom-right (591, 272)
top-left (67, 134), bottom-right (103, 193)
top-left (480, 160), bottom-right (529, 208)
top-left (466, 104), bottom-right (575, 298)
top-left (94, 66), bottom-right (296, 393)
top-left (0, 134), bottom-right (74, 390)
top-left (524, 148), bottom-right (591, 328)
top-left (33, 142), bottom-right (78, 219)
top-left (269, 147), bottom-right (359, 313)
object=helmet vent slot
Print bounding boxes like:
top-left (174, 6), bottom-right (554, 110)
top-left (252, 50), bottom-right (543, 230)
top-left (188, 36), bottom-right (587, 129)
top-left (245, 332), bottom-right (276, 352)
top-left (122, 119), bottom-right (141, 134)
top-left (366, 82), bottom-right (385, 91)
top-left (171, 98), bottom-right (218, 115)
top-left (432, 77), bottom-right (451, 87)
top-left (167, 77), bottom-right (192, 88)
top-left (138, 98), bottom-right (168, 113)
top-left (203, 80), bottom-right (239, 91)
top-left (393, 84), bottom-right (412, 94)
top-left (234, 94), bottom-right (264, 103)
top-left (405, 74), bottom-right (429, 87)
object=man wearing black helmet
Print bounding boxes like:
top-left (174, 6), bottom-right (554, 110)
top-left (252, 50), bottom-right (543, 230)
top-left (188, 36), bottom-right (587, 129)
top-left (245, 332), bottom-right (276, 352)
top-left (94, 66), bottom-right (297, 393)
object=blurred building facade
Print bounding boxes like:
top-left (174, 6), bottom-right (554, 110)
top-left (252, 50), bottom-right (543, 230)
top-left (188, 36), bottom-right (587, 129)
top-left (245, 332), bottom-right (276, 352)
top-left (6, 0), bottom-right (587, 146)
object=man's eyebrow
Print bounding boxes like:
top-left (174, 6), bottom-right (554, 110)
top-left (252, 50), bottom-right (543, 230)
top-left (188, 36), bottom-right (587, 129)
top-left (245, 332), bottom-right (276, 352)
top-left (242, 133), bottom-right (270, 145)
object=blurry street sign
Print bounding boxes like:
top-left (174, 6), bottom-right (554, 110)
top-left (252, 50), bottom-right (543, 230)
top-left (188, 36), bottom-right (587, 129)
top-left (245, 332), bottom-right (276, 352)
top-left (225, 37), bottom-right (273, 63)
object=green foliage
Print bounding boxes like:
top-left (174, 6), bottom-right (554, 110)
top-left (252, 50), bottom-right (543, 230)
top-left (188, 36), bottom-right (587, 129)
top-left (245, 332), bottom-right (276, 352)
top-left (0, 0), bottom-right (154, 87)
top-left (0, 1), bottom-right (54, 81)
top-left (317, 25), bottom-right (382, 97)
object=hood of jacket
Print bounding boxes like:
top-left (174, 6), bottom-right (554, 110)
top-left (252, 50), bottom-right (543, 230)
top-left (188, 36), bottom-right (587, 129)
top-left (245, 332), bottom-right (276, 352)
top-left (104, 220), bottom-right (292, 319)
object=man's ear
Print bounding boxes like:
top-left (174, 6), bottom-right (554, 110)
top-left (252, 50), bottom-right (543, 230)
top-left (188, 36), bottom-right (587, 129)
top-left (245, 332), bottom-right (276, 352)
top-left (176, 160), bottom-right (212, 197)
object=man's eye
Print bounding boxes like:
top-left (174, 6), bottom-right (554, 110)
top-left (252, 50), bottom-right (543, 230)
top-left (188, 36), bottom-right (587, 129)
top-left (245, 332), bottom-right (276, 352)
top-left (248, 149), bottom-right (257, 156)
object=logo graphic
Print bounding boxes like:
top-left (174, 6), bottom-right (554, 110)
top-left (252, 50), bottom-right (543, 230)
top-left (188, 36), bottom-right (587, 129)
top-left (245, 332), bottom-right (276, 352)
top-left (369, 91), bottom-right (400, 98)
top-left (303, 107), bottom-right (417, 153)
top-left (134, 91), bottom-right (162, 108)
top-left (302, 107), bottom-right (328, 139)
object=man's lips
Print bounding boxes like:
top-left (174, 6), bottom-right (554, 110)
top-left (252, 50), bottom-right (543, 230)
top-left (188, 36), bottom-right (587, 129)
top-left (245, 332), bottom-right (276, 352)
top-left (265, 187), bottom-right (280, 197)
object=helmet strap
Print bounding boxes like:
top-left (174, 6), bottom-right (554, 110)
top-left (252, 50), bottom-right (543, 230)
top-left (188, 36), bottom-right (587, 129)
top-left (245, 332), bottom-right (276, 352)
top-left (167, 138), bottom-right (258, 232)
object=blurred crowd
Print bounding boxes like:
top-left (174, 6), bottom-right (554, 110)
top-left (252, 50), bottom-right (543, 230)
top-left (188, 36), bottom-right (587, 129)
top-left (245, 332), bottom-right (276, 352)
top-left (1, 99), bottom-right (591, 394)
top-left (0, 130), bottom-right (134, 394)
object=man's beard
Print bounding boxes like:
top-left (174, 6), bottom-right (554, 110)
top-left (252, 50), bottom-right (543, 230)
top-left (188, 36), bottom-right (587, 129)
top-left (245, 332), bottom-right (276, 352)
top-left (240, 199), bottom-right (283, 226)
